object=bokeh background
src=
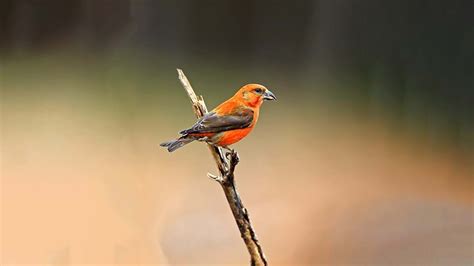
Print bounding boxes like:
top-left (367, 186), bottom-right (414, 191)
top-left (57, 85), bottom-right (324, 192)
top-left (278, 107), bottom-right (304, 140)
top-left (1, 0), bottom-right (473, 265)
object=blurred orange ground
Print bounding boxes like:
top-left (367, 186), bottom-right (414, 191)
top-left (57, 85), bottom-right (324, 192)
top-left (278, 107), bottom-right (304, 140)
top-left (2, 91), bottom-right (472, 264)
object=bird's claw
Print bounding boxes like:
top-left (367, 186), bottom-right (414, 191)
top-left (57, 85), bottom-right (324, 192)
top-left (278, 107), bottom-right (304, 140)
top-left (225, 148), bottom-right (235, 160)
top-left (232, 151), bottom-right (240, 164)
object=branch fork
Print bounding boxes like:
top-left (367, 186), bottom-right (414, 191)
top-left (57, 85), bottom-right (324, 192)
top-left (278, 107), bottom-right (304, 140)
top-left (176, 69), bottom-right (267, 266)
top-left (207, 149), bottom-right (239, 184)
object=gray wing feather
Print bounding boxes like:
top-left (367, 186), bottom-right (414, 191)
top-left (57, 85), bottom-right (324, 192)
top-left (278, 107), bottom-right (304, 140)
top-left (180, 109), bottom-right (253, 135)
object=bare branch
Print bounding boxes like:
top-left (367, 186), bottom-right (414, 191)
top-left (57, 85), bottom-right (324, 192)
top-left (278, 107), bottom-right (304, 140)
top-left (177, 68), bottom-right (227, 174)
top-left (176, 69), bottom-right (267, 266)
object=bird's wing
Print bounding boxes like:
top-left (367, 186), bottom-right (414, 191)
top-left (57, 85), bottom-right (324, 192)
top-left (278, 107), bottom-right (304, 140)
top-left (180, 108), bottom-right (254, 134)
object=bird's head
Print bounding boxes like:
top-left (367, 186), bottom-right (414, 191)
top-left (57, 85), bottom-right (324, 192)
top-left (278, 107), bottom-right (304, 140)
top-left (235, 84), bottom-right (276, 107)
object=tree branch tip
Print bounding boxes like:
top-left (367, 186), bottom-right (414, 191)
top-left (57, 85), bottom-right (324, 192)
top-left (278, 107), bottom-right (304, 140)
top-left (207, 172), bottom-right (224, 183)
top-left (207, 172), bottom-right (217, 178)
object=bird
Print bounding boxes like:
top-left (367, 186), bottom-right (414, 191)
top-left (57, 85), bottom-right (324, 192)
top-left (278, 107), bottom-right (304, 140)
top-left (160, 84), bottom-right (276, 152)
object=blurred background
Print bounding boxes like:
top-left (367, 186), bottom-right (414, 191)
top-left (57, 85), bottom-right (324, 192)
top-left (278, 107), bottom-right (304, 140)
top-left (1, 0), bottom-right (473, 265)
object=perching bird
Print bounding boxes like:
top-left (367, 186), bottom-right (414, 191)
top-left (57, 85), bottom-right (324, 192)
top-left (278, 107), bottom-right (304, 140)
top-left (160, 84), bottom-right (276, 152)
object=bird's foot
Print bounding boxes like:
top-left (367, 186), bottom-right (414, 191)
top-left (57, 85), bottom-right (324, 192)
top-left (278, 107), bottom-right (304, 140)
top-left (225, 148), bottom-right (235, 160)
top-left (225, 150), bottom-right (239, 178)
top-left (231, 151), bottom-right (240, 164)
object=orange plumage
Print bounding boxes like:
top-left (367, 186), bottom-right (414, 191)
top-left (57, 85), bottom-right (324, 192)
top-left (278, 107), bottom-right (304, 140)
top-left (160, 84), bottom-right (276, 152)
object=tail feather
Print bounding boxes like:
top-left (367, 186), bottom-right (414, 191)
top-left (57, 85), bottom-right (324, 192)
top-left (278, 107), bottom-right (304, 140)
top-left (160, 136), bottom-right (194, 152)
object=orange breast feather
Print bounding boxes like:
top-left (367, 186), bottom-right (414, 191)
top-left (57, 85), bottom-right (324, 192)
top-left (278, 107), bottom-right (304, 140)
top-left (216, 127), bottom-right (253, 146)
top-left (214, 107), bottom-right (259, 146)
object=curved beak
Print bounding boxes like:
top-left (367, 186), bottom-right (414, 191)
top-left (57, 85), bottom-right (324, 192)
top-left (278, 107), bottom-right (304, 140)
top-left (263, 90), bottom-right (276, 101)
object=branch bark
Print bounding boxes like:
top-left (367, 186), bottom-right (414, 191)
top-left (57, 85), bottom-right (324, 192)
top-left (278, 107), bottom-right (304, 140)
top-left (176, 69), bottom-right (268, 266)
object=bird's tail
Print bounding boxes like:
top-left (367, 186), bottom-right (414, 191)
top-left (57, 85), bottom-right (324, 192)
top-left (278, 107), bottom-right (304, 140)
top-left (160, 136), bottom-right (195, 152)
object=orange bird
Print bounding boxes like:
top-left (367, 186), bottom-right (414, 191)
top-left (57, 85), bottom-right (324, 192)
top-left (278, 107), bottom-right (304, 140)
top-left (160, 84), bottom-right (276, 152)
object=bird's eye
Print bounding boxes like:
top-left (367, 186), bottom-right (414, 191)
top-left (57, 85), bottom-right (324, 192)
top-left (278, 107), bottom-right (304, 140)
top-left (254, 88), bottom-right (263, 94)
